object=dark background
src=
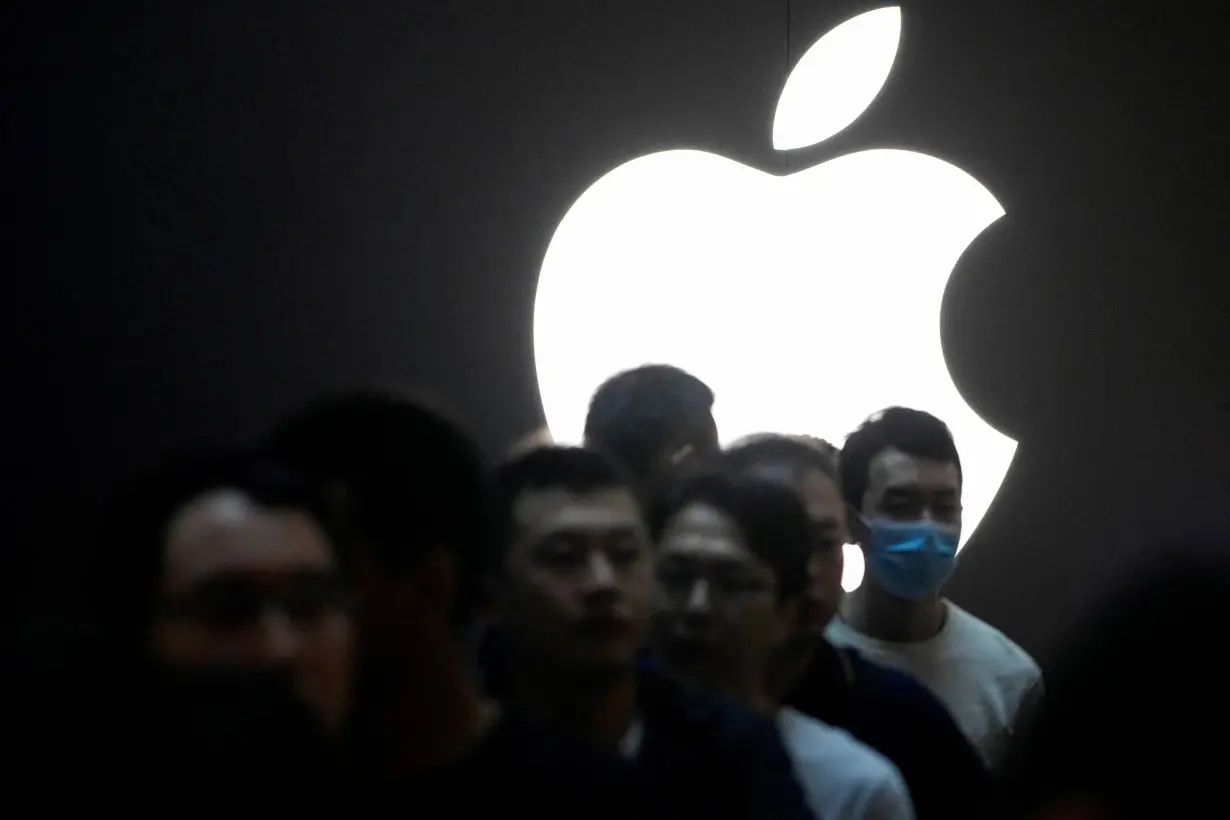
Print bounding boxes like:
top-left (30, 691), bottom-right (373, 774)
top-left (11, 1), bottom-right (1228, 663)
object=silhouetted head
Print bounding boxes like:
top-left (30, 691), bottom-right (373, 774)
top-left (268, 390), bottom-right (496, 775)
top-left (650, 471), bottom-right (812, 705)
top-left (493, 446), bottom-right (654, 680)
top-left (1000, 544), bottom-right (1230, 820)
top-left (583, 364), bottom-right (719, 501)
top-left (269, 390), bottom-right (494, 640)
top-left (723, 434), bottom-right (847, 637)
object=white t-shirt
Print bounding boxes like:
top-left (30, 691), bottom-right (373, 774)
top-left (776, 706), bottom-right (915, 820)
top-left (827, 600), bottom-right (1042, 769)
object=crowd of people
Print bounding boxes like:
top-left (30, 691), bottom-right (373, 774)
top-left (8, 364), bottom-right (1226, 817)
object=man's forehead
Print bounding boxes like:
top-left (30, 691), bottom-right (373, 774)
top-left (163, 489), bottom-right (332, 581)
top-left (513, 487), bottom-right (642, 532)
top-left (745, 463), bottom-right (840, 512)
top-left (867, 448), bottom-right (960, 494)
top-left (668, 502), bottom-right (740, 536)
top-left (165, 489), bottom-right (259, 557)
top-left (745, 461), bottom-right (800, 487)
top-left (661, 505), bottom-right (749, 561)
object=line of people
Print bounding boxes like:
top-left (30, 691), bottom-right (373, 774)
top-left (8, 363), bottom-right (1224, 818)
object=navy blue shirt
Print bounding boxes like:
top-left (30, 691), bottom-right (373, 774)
top-left (480, 629), bottom-right (816, 820)
top-left (390, 709), bottom-right (640, 819)
top-left (634, 661), bottom-right (816, 820)
top-left (787, 641), bottom-right (992, 820)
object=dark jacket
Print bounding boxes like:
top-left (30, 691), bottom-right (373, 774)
top-left (480, 629), bottom-right (816, 820)
top-left (6, 619), bottom-right (340, 798)
top-left (634, 660), bottom-right (816, 820)
top-left (380, 708), bottom-right (642, 819)
top-left (788, 641), bottom-right (992, 820)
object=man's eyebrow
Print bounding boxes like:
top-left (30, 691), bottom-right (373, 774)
top-left (533, 523), bottom-right (642, 539)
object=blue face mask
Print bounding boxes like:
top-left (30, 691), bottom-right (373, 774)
top-left (862, 518), bottom-right (960, 601)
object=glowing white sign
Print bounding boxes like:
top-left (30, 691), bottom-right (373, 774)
top-left (533, 7), bottom-right (1017, 582)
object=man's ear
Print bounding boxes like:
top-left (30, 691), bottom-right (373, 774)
top-left (666, 442), bottom-right (696, 467)
top-left (405, 549), bottom-right (459, 623)
top-left (478, 573), bottom-right (506, 623)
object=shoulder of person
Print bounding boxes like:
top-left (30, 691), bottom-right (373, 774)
top-left (824, 615), bottom-right (862, 647)
top-left (781, 708), bottom-right (916, 820)
top-left (780, 706), bottom-right (897, 778)
top-left (463, 712), bottom-right (640, 816)
top-left (494, 709), bottom-right (632, 772)
top-left (863, 775), bottom-right (917, 820)
top-left (847, 646), bottom-right (971, 726)
top-left (857, 755), bottom-right (916, 820)
top-left (638, 660), bottom-right (761, 740)
top-left (842, 643), bottom-right (995, 792)
top-left (946, 603), bottom-right (1041, 677)
top-left (658, 680), bottom-right (814, 819)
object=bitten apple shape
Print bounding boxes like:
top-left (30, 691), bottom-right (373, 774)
top-left (533, 6), bottom-right (1017, 556)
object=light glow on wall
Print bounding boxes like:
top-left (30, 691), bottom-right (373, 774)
top-left (533, 7), bottom-right (1017, 586)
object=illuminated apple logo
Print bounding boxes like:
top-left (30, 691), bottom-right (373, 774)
top-left (533, 6), bottom-right (1017, 587)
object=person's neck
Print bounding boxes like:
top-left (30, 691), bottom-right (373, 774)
top-left (766, 639), bottom-right (819, 703)
top-left (362, 647), bottom-right (496, 779)
top-left (844, 583), bottom-right (947, 643)
top-left (671, 661), bottom-right (778, 717)
top-left (506, 651), bottom-right (639, 753)
top-left (747, 686), bottom-right (782, 717)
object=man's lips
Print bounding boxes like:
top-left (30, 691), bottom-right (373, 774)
top-left (579, 614), bottom-right (633, 639)
top-left (662, 629), bottom-right (717, 654)
top-left (799, 596), bottom-right (825, 620)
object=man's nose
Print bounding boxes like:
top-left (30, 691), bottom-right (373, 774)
top-left (685, 579), bottom-right (712, 614)
top-left (583, 551), bottom-right (617, 590)
top-left (255, 608), bottom-right (303, 665)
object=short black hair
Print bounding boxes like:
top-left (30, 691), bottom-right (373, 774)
top-left (651, 471), bottom-right (812, 601)
top-left (840, 407), bottom-right (962, 512)
top-left (583, 364), bottom-right (716, 481)
top-left (492, 446), bottom-right (637, 569)
top-left (266, 389), bottom-right (492, 627)
top-left (94, 449), bottom-right (336, 642)
top-left (723, 434), bottom-right (840, 484)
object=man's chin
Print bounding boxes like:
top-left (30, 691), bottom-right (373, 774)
top-left (558, 637), bottom-right (634, 670)
top-left (566, 653), bottom-right (637, 684)
top-left (658, 644), bottom-right (724, 685)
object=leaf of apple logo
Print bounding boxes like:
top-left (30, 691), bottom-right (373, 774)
top-left (772, 6), bottom-right (903, 151)
top-left (534, 5), bottom-right (1017, 556)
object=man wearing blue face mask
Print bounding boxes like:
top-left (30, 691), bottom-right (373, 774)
top-left (826, 408), bottom-right (1042, 771)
